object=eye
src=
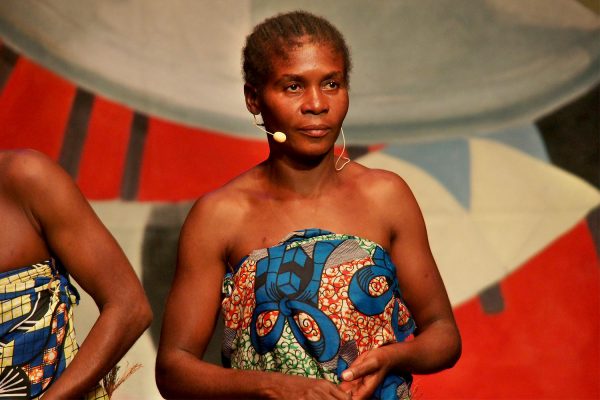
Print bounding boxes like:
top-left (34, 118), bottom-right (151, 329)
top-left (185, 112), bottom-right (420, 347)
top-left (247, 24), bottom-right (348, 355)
top-left (324, 80), bottom-right (340, 90)
top-left (286, 83), bottom-right (301, 92)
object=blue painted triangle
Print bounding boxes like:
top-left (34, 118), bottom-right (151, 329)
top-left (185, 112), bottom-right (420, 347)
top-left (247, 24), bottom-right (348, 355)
top-left (480, 124), bottom-right (549, 162)
top-left (383, 138), bottom-right (471, 209)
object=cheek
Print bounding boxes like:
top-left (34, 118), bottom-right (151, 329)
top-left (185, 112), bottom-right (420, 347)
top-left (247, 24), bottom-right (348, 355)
top-left (263, 106), bottom-right (296, 128)
top-left (260, 96), bottom-right (297, 120)
top-left (334, 96), bottom-right (350, 121)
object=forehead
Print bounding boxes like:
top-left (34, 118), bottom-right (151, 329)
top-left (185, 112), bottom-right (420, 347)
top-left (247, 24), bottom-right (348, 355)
top-left (268, 40), bottom-right (345, 79)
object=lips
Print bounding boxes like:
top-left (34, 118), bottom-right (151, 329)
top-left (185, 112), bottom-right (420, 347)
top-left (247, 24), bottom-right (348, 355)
top-left (298, 125), bottom-right (330, 138)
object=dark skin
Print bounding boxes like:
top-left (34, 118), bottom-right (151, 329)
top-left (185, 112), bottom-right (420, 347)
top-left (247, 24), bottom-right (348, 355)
top-left (156, 38), bottom-right (460, 399)
top-left (0, 149), bottom-right (152, 398)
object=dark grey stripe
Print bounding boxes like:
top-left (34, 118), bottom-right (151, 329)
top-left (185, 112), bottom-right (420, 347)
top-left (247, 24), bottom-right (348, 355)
top-left (120, 112), bottom-right (149, 200)
top-left (586, 205), bottom-right (600, 259)
top-left (347, 145), bottom-right (370, 160)
top-left (0, 43), bottom-right (18, 92)
top-left (141, 203), bottom-right (194, 350)
top-left (479, 283), bottom-right (505, 314)
top-left (58, 88), bottom-right (94, 178)
top-left (537, 84), bottom-right (599, 189)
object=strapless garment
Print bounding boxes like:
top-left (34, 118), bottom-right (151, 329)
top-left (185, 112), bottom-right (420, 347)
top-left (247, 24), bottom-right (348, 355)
top-left (221, 229), bottom-right (415, 400)
top-left (0, 259), bottom-right (108, 399)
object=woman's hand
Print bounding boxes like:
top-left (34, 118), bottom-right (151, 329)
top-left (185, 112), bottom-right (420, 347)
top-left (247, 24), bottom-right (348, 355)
top-left (339, 348), bottom-right (390, 400)
top-left (267, 374), bottom-right (352, 400)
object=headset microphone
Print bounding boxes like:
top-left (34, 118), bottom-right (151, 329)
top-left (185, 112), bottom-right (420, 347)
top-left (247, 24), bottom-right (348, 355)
top-left (264, 128), bottom-right (287, 143)
top-left (252, 114), bottom-right (349, 171)
top-left (253, 115), bottom-right (287, 143)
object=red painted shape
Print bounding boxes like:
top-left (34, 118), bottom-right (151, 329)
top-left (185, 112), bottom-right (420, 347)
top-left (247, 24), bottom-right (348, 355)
top-left (414, 220), bottom-right (600, 399)
top-left (0, 57), bottom-right (75, 159)
top-left (369, 143), bottom-right (387, 153)
top-left (138, 118), bottom-right (269, 201)
top-left (77, 96), bottom-right (133, 199)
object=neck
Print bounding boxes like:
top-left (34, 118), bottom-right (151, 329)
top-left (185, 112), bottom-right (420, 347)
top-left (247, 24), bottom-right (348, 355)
top-left (263, 152), bottom-right (340, 198)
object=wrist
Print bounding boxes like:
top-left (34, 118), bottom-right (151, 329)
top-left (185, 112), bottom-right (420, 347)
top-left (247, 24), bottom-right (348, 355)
top-left (255, 371), bottom-right (281, 400)
top-left (377, 342), bottom-right (411, 374)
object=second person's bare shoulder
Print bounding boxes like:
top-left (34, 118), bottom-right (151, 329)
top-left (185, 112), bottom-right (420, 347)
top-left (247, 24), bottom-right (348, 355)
top-left (0, 149), bottom-right (68, 196)
top-left (1, 149), bottom-right (51, 178)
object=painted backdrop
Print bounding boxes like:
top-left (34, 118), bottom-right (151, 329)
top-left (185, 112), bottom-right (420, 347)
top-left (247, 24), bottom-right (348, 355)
top-left (0, 1), bottom-right (598, 398)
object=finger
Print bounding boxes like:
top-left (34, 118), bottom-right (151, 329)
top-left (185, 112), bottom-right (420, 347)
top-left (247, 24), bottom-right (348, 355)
top-left (338, 381), bottom-right (351, 392)
top-left (338, 380), bottom-right (357, 392)
top-left (352, 384), bottom-right (375, 400)
top-left (330, 385), bottom-right (353, 400)
top-left (349, 373), bottom-right (382, 400)
top-left (341, 360), bottom-right (376, 381)
top-left (341, 368), bottom-right (354, 381)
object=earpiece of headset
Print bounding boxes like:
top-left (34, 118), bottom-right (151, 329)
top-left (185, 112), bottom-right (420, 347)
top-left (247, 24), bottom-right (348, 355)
top-left (335, 128), bottom-right (350, 171)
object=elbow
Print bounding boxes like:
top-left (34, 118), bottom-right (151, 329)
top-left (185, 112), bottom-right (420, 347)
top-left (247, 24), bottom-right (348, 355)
top-left (133, 297), bottom-right (153, 333)
top-left (452, 333), bottom-right (462, 366)
top-left (155, 371), bottom-right (172, 399)
top-left (155, 348), bottom-right (212, 399)
top-left (138, 301), bottom-right (154, 332)
top-left (98, 280), bottom-right (153, 334)
top-left (155, 365), bottom-right (169, 398)
top-left (417, 321), bottom-right (462, 372)
top-left (443, 328), bottom-right (462, 369)
top-left (414, 318), bottom-right (462, 372)
top-left (122, 293), bottom-right (153, 336)
top-left (155, 354), bottom-right (179, 399)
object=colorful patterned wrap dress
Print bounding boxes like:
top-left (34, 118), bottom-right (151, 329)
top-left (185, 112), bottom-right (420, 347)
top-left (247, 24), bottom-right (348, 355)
top-left (222, 229), bottom-right (416, 400)
top-left (0, 259), bottom-right (108, 399)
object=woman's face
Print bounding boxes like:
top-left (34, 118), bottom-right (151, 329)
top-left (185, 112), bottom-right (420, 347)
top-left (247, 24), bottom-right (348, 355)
top-left (249, 39), bottom-right (349, 160)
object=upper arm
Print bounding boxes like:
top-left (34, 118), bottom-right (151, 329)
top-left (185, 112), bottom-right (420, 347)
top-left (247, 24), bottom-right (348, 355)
top-left (11, 150), bottom-right (145, 307)
top-left (378, 173), bottom-right (455, 332)
top-left (157, 195), bottom-right (230, 359)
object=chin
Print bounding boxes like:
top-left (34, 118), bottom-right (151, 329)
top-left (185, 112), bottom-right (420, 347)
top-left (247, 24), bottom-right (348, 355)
top-left (292, 150), bottom-right (331, 167)
top-left (300, 145), bottom-right (331, 157)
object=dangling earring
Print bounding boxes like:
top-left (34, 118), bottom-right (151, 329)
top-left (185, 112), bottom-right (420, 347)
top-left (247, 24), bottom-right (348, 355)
top-left (335, 128), bottom-right (351, 171)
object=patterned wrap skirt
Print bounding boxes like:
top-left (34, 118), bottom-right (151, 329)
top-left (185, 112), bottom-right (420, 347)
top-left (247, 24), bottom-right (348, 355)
top-left (0, 260), bottom-right (108, 399)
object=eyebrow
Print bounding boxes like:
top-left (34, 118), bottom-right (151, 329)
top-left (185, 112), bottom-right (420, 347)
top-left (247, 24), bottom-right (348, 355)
top-left (275, 74), bottom-right (302, 84)
top-left (323, 71), bottom-right (344, 81)
top-left (274, 71), bottom-right (345, 85)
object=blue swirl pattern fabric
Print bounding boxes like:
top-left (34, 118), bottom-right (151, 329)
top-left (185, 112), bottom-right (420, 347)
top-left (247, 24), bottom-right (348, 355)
top-left (222, 229), bottom-right (416, 399)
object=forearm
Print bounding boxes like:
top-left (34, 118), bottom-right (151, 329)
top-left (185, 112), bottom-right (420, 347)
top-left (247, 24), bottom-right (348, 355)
top-left (157, 349), bottom-right (291, 399)
top-left (42, 300), bottom-right (152, 398)
top-left (386, 318), bottom-right (461, 375)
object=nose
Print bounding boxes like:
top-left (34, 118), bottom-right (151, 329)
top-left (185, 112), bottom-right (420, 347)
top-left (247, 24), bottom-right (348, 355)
top-left (301, 86), bottom-right (328, 115)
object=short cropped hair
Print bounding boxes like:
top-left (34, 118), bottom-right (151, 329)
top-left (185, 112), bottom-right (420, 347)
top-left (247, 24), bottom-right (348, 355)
top-left (242, 10), bottom-right (352, 90)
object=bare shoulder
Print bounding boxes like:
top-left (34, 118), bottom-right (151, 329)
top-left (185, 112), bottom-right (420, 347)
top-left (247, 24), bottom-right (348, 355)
top-left (0, 149), bottom-right (69, 197)
top-left (0, 150), bottom-right (90, 265)
top-left (186, 167), bottom-right (259, 226)
top-left (346, 161), bottom-right (425, 239)
top-left (346, 161), bottom-right (415, 202)
top-left (180, 166), bottom-right (263, 253)
top-left (2, 148), bottom-right (56, 172)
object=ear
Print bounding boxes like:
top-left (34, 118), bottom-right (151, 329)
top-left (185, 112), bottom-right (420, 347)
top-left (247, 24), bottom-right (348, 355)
top-left (244, 84), bottom-right (261, 115)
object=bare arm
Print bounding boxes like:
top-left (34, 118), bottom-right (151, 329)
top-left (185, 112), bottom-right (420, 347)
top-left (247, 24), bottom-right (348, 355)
top-left (11, 151), bottom-right (152, 398)
top-left (385, 174), bottom-right (461, 373)
top-left (341, 172), bottom-right (461, 398)
top-left (155, 193), bottom-right (351, 400)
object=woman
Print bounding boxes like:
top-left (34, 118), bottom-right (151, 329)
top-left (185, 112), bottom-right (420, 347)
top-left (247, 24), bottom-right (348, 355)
top-left (0, 149), bottom-right (152, 399)
top-left (156, 10), bottom-right (460, 400)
